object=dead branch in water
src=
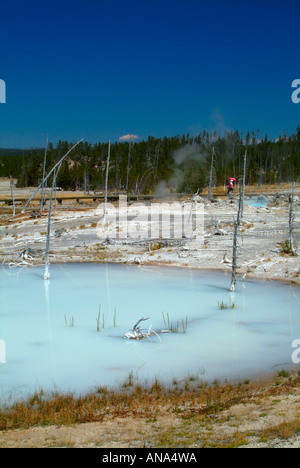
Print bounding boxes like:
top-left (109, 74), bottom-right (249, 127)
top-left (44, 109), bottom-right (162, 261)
top-left (124, 317), bottom-right (159, 340)
top-left (124, 316), bottom-right (188, 340)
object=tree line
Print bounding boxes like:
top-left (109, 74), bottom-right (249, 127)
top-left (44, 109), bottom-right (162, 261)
top-left (0, 127), bottom-right (299, 194)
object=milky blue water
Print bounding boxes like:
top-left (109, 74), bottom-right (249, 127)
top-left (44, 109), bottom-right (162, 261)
top-left (246, 196), bottom-right (268, 208)
top-left (0, 263), bottom-right (299, 403)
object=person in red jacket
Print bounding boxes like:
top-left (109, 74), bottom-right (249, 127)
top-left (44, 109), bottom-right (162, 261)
top-left (227, 179), bottom-right (234, 195)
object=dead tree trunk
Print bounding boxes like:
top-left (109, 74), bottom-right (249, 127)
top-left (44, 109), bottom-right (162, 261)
top-left (103, 140), bottom-right (110, 222)
top-left (54, 162), bottom-right (62, 211)
top-left (240, 150), bottom-right (247, 222)
top-left (10, 175), bottom-right (15, 216)
top-left (115, 152), bottom-right (120, 193)
top-left (230, 180), bottom-right (243, 292)
top-left (84, 167), bottom-right (87, 195)
top-left (22, 138), bottom-right (84, 213)
top-left (289, 183), bottom-right (297, 256)
top-left (154, 141), bottom-right (160, 185)
top-left (44, 169), bottom-right (57, 280)
top-left (208, 146), bottom-right (215, 201)
top-left (40, 135), bottom-right (48, 213)
top-left (126, 140), bottom-right (132, 192)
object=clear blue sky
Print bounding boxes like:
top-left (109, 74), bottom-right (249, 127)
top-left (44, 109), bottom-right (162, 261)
top-left (0, 0), bottom-right (299, 148)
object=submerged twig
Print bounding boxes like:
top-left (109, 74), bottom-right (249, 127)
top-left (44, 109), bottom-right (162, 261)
top-left (124, 315), bottom-right (188, 340)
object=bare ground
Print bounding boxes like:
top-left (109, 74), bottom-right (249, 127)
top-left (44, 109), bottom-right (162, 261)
top-left (1, 181), bottom-right (300, 448)
top-left (1, 184), bottom-right (299, 285)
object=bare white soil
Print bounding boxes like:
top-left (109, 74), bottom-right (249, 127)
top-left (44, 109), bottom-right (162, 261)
top-left (1, 186), bottom-right (299, 286)
top-left (1, 180), bottom-right (300, 448)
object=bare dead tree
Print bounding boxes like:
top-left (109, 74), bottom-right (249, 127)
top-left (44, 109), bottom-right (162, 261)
top-left (103, 140), bottom-right (110, 222)
top-left (83, 152), bottom-right (90, 195)
top-left (240, 150), bottom-right (247, 222)
top-left (207, 146), bottom-right (215, 201)
top-left (44, 168), bottom-right (58, 280)
top-left (40, 134), bottom-right (48, 213)
top-left (126, 139), bottom-right (132, 192)
top-left (115, 151), bottom-right (120, 193)
top-left (230, 179), bottom-right (243, 292)
top-left (289, 183), bottom-right (297, 256)
top-left (84, 167), bottom-right (88, 194)
top-left (54, 161), bottom-right (62, 211)
top-left (154, 141), bottom-right (160, 185)
top-left (10, 175), bottom-right (15, 216)
top-left (22, 138), bottom-right (84, 213)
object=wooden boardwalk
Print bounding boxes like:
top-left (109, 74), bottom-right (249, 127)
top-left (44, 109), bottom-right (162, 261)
top-left (0, 191), bottom-right (273, 206)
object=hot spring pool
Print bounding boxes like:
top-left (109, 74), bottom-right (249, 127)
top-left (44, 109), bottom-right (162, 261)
top-left (246, 196), bottom-right (268, 208)
top-left (1, 263), bottom-right (299, 403)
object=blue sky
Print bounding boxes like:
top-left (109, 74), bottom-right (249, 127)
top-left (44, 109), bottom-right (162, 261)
top-left (0, 0), bottom-right (299, 148)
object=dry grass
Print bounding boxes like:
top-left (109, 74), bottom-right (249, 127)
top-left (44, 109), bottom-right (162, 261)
top-left (0, 378), bottom-right (252, 432)
top-left (260, 420), bottom-right (300, 441)
top-left (1, 372), bottom-right (300, 447)
top-left (0, 373), bottom-right (298, 430)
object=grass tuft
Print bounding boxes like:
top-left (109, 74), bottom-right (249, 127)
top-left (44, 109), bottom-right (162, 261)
top-left (218, 300), bottom-right (236, 310)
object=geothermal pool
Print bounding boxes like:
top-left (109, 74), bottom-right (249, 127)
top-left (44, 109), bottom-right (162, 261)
top-left (0, 263), bottom-right (299, 403)
top-left (246, 196), bottom-right (268, 207)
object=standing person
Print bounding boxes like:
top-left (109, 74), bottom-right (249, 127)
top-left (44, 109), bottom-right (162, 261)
top-left (227, 179), bottom-right (234, 195)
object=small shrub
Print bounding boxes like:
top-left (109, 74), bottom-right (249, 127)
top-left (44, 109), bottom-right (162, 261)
top-left (277, 369), bottom-right (290, 378)
top-left (278, 240), bottom-right (293, 255)
top-left (122, 372), bottom-right (134, 388)
top-left (150, 242), bottom-right (162, 251)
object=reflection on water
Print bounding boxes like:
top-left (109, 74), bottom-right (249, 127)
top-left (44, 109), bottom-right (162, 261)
top-left (0, 263), bottom-right (299, 402)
